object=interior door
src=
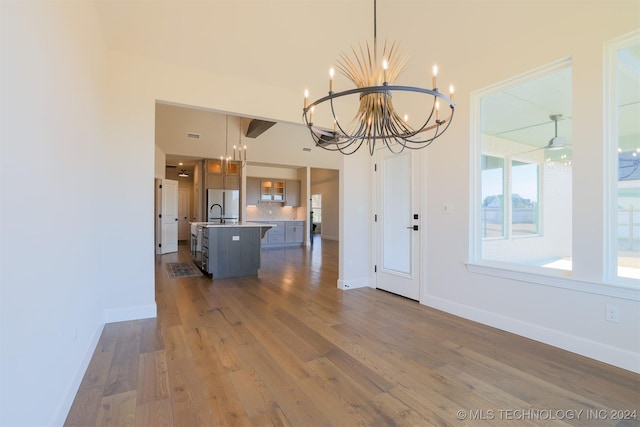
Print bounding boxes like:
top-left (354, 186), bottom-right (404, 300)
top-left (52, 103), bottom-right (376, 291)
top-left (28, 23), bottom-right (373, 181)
top-left (178, 188), bottom-right (189, 241)
top-left (375, 149), bottom-right (420, 300)
top-left (160, 179), bottom-right (179, 254)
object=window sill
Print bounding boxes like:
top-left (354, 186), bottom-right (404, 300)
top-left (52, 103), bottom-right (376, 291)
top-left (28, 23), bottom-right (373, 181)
top-left (465, 261), bottom-right (640, 301)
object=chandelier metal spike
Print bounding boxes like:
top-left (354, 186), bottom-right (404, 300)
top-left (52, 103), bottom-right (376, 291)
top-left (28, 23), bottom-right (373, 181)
top-left (302, 0), bottom-right (455, 155)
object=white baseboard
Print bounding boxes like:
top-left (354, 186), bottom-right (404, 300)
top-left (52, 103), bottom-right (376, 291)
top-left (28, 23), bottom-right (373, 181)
top-left (54, 321), bottom-right (105, 427)
top-left (103, 303), bottom-right (157, 324)
top-left (422, 295), bottom-right (640, 374)
top-left (337, 277), bottom-right (370, 290)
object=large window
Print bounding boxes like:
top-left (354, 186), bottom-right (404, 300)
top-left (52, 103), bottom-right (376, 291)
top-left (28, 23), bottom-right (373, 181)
top-left (473, 61), bottom-right (572, 270)
top-left (607, 32), bottom-right (640, 281)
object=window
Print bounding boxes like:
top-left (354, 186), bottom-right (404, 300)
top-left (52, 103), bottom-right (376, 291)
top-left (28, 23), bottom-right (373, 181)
top-left (473, 60), bottom-right (572, 270)
top-left (481, 155), bottom-right (505, 238)
top-left (606, 31), bottom-right (640, 281)
top-left (311, 194), bottom-right (322, 225)
top-left (511, 160), bottom-right (539, 237)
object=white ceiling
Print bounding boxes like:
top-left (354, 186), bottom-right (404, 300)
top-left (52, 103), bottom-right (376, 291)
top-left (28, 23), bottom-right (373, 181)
top-left (95, 1), bottom-right (638, 168)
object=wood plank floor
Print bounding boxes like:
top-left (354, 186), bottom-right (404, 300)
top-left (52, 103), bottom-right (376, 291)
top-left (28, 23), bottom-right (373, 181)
top-left (66, 237), bottom-right (640, 426)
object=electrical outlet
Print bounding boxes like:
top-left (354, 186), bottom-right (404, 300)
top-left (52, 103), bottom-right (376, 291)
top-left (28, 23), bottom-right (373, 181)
top-left (605, 304), bottom-right (620, 323)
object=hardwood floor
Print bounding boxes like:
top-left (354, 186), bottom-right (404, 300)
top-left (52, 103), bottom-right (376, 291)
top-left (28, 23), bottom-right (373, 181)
top-left (66, 237), bottom-right (639, 426)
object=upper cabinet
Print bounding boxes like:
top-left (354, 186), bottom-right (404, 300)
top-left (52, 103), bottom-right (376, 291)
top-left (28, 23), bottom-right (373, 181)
top-left (246, 178), bottom-right (301, 206)
top-left (206, 159), bottom-right (240, 190)
top-left (246, 177), bottom-right (261, 206)
top-left (261, 179), bottom-right (285, 202)
top-left (284, 180), bottom-right (300, 207)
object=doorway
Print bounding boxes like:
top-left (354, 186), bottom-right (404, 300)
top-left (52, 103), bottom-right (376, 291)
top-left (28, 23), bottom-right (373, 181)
top-left (375, 148), bottom-right (421, 300)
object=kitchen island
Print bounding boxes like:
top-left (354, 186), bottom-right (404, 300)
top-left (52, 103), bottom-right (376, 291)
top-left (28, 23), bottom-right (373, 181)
top-left (190, 222), bottom-right (276, 279)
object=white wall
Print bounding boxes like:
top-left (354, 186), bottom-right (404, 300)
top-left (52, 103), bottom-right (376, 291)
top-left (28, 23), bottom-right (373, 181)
top-left (311, 168), bottom-right (340, 241)
top-left (154, 144), bottom-right (166, 178)
top-left (1, 2), bottom-right (122, 426)
top-left (339, 151), bottom-right (372, 290)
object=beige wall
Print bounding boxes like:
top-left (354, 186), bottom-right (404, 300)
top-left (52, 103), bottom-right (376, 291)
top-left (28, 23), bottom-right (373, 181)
top-left (311, 168), bottom-right (340, 241)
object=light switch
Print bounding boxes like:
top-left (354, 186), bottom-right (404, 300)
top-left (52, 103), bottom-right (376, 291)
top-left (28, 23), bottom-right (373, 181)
top-left (443, 203), bottom-right (453, 214)
top-left (232, 235), bottom-right (240, 241)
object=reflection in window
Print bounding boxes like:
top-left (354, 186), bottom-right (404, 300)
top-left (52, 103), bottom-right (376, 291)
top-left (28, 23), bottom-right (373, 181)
top-left (476, 61), bottom-right (572, 270)
top-left (511, 161), bottom-right (539, 237)
top-left (481, 155), bottom-right (505, 238)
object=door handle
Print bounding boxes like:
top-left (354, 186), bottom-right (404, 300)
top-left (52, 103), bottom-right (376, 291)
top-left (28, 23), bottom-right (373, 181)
top-left (406, 225), bottom-right (419, 231)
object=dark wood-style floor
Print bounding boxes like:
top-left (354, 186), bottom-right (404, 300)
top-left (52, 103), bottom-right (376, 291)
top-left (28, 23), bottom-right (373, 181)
top-left (66, 237), bottom-right (639, 426)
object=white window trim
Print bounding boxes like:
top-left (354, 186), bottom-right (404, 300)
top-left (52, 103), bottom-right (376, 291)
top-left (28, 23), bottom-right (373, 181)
top-left (465, 261), bottom-right (640, 301)
top-left (604, 29), bottom-right (640, 287)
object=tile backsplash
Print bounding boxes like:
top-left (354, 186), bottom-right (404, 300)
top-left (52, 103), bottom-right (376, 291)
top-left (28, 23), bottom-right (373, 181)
top-left (246, 202), bottom-right (299, 220)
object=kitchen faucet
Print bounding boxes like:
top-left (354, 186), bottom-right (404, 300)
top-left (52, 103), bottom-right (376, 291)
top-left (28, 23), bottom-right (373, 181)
top-left (209, 203), bottom-right (223, 223)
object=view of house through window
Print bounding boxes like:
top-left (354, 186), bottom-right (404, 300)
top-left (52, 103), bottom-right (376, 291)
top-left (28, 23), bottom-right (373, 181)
top-left (612, 36), bottom-right (640, 279)
top-left (476, 62), bottom-right (572, 270)
top-left (511, 161), bottom-right (539, 237)
top-left (481, 155), bottom-right (505, 238)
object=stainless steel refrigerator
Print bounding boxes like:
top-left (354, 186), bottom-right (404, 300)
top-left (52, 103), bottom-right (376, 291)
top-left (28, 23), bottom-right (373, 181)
top-left (207, 189), bottom-right (240, 223)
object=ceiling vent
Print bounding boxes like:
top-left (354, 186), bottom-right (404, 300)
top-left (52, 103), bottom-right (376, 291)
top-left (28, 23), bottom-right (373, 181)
top-left (165, 164), bottom-right (177, 169)
top-left (186, 132), bottom-right (200, 140)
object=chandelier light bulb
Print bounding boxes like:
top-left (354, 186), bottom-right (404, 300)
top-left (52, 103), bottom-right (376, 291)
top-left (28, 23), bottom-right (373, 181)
top-left (449, 85), bottom-right (454, 100)
top-left (382, 59), bottom-right (389, 83)
top-left (329, 68), bottom-right (335, 92)
top-left (432, 65), bottom-right (438, 89)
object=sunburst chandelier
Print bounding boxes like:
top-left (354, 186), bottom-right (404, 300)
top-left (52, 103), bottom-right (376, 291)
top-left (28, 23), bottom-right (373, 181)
top-left (302, 0), bottom-right (455, 155)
